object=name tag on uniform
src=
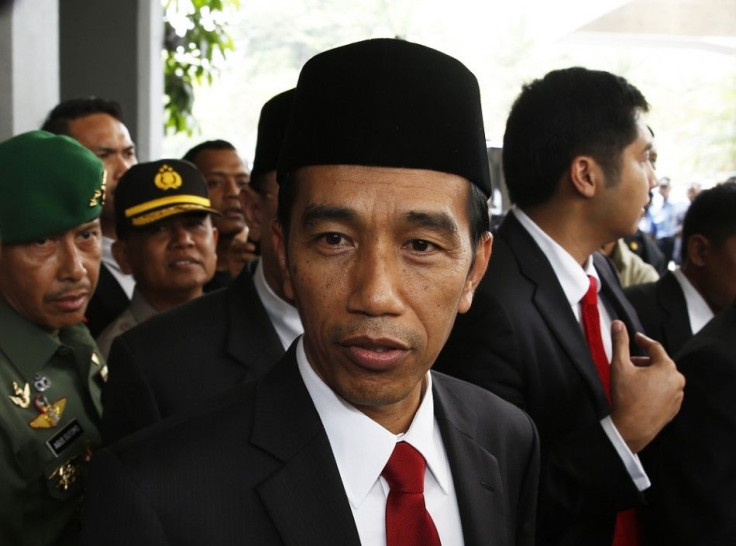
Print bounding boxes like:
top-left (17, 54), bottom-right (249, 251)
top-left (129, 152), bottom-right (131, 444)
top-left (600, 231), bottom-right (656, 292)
top-left (46, 419), bottom-right (84, 457)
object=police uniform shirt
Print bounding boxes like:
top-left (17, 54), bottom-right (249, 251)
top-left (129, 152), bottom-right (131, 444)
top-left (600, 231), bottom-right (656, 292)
top-left (95, 288), bottom-right (158, 360)
top-left (296, 337), bottom-right (465, 545)
top-left (0, 298), bottom-right (104, 546)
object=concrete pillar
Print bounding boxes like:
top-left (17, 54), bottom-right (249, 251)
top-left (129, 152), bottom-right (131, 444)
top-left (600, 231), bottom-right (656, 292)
top-left (0, 0), bottom-right (60, 140)
top-left (58, 0), bottom-right (162, 160)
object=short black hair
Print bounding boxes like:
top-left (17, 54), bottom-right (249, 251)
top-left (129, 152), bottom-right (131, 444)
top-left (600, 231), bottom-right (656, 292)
top-left (182, 140), bottom-right (236, 165)
top-left (681, 181), bottom-right (736, 263)
top-left (41, 97), bottom-right (124, 136)
top-left (502, 67), bottom-right (649, 209)
top-left (277, 173), bottom-right (490, 252)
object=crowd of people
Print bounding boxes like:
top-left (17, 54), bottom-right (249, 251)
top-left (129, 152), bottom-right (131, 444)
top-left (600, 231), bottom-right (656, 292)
top-left (1, 37), bottom-right (735, 546)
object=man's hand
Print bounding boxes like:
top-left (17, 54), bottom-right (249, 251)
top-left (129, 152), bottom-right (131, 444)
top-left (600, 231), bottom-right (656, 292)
top-left (609, 320), bottom-right (685, 453)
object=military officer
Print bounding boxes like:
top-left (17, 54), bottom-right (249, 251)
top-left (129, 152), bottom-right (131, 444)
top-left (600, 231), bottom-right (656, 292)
top-left (0, 131), bottom-right (107, 545)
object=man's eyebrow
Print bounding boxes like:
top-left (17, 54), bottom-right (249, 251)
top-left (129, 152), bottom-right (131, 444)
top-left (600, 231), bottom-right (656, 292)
top-left (405, 210), bottom-right (459, 236)
top-left (301, 204), bottom-right (357, 228)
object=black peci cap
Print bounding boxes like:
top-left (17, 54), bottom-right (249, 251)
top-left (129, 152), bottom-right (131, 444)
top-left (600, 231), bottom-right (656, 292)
top-left (251, 89), bottom-right (295, 181)
top-left (277, 38), bottom-right (491, 196)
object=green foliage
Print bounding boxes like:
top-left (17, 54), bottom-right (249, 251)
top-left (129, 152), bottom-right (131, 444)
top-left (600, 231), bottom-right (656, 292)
top-left (162, 0), bottom-right (240, 135)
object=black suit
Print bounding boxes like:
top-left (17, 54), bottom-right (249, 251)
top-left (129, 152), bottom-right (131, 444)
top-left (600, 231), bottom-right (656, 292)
top-left (101, 263), bottom-right (285, 444)
top-left (624, 271), bottom-right (692, 355)
top-left (644, 302), bottom-right (736, 545)
top-left (86, 264), bottom-right (129, 338)
top-left (82, 345), bottom-right (540, 546)
top-left (435, 213), bottom-right (646, 546)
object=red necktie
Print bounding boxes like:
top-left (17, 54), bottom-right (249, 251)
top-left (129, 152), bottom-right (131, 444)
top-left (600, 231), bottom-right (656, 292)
top-left (382, 442), bottom-right (441, 546)
top-left (581, 275), bottom-right (640, 546)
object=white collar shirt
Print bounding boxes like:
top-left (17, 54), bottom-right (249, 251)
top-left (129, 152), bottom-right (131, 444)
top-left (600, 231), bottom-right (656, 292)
top-left (296, 337), bottom-right (464, 545)
top-left (672, 268), bottom-right (714, 334)
top-left (253, 258), bottom-right (303, 349)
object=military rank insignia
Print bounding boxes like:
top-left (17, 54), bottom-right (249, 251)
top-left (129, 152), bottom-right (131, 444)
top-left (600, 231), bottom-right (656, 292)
top-left (8, 381), bottom-right (30, 408)
top-left (29, 395), bottom-right (67, 429)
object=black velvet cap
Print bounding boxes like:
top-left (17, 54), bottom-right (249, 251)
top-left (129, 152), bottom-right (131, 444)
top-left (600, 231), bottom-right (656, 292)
top-left (250, 89), bottom-right (294, 181)
top-left (114, 159), bottom-right (219, 237)
top-left (277, 38), bottom-right (491, 196)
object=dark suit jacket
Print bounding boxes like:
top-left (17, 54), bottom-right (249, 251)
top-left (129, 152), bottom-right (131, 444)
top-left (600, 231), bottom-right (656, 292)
top-left (85, 264), bottom-right (130, 338)
top-left (101, 263), bottom-right (285, 444)
top-left (83, 346), bottom-right (540, 546)
top-left (435, 213), bottom-right (646, 546)
top-left (644, 302), bottom-right (736, 545)
top-left (624, 271), bottom-right (692, 355)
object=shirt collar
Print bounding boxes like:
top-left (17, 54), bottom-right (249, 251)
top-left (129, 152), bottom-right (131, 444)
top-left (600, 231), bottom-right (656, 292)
top-left (253, 258), bottom-right (303, 349)
top-left (0, 298), bottom-right (62, 377)
top-left (295, 337), bottom-right (449, 509)
top-left (512, 207), bottom-right (599, 305)
top-left (672, 268), bottom-right (715, 334)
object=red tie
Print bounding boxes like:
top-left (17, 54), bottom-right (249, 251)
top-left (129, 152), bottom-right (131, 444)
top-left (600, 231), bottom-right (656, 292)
top-left (581, 275), bottom-right (640, 546)
top-left (382, 442), bottom-right (441, 546)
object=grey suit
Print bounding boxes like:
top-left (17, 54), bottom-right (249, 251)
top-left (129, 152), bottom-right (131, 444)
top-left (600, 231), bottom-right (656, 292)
top-left (83, 346), bottom-right (540, 545)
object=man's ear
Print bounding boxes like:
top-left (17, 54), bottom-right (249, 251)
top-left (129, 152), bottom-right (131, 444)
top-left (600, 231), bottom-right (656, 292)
top-left (687, 234), bottom-right (710, 267)
top-left (241, 187), bottom-right (262, 236)
top-left (272, 220), bottom-right (295, 301)
top-left (111, 240), bottom-right (133, 275)
top-left (458, 232), bottom-right (492, 314)
top-left (569, 156), bottom-right (603, 199)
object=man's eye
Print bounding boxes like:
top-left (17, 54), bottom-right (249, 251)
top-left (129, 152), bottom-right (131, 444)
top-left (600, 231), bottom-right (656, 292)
top-left (322, 233), bottom-right (344, 245)
top-left (207, 180), bottom-right (223, 189)
top-left (408, 239), bottom-right (435, 252)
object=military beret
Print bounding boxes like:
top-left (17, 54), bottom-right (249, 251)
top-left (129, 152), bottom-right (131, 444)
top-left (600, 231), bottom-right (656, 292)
top-left (250, 89), bottom-right (294, 181)
top-left (0, 130), bottom-right (105, 244)
top-left (114, 159), bottom-right (219, 238)
top-left (278, 38), bottom-right (491, 196)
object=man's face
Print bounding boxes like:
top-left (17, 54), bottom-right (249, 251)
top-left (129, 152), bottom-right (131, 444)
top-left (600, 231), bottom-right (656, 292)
top-left (275, 165), bottom-right (491, 428)
top-left (600, 116), bottom-right (657, 239)
top-left (0, 220), bottom-right (102, 331)
top-left (246, 172), bottom-right (281, 283)
top-left (67, 114), bottom-right (137, 231)
top-left (193, 149), bottom-right (250, 237)
top-left (701, 234), bottom-right (736, 313)
top-left (114, 214), bottom-right (218, 309)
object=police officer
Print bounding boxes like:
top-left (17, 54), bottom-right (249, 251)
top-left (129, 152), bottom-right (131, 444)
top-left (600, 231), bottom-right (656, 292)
top-left (0, 131), bottom-right (107, 545)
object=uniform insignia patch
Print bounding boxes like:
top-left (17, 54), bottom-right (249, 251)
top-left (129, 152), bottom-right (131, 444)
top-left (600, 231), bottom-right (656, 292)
top-left (8, 381), bottom-right (31, 408)
top-left (33, 373), bottom-right (52, 392)
top-left (29, 395), bottom-right (67, 429)
top-left (154, 164), bottom-right (183, 191)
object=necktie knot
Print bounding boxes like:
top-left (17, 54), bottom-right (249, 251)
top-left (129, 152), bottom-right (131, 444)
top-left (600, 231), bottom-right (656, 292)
top-left (582, 275), bottom-right (598, 306)
top-left (382, 441), bottom-right (425, 494)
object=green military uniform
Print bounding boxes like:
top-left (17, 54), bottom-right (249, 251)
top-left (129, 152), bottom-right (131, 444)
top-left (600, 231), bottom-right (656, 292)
top-left (0, 130), bottom-right (107, 545)
top-left (0, 299), bottom-right (105, 545)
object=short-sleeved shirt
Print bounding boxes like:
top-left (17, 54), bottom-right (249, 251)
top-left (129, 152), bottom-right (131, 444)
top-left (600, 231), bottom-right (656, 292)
top-left (0, 298), bottom-right (105, 546)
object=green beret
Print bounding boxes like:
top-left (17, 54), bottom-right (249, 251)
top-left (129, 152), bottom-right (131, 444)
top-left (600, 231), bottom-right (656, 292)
top-left (0, 130), bottom-right (105, 244)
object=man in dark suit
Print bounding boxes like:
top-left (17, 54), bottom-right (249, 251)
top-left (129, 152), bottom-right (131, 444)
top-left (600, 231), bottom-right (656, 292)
top-left (101, 90), bottom-right (301, 444)
top-left (625, 181), bottom-right (736, 354)
top-left (42, 98), bottom-right (138, 336)
top-left (434, 67), bottom-right (685, 546)
top-left (644, 300), bottom-right (736, 545)
top-left (83, 38), bottom-right (539, 545)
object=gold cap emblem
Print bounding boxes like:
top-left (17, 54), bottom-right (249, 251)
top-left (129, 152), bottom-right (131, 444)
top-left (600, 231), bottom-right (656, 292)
top-left (89, 171), bottom-right (107, 207)
top-left (154, 164), bottom-right (183, 191)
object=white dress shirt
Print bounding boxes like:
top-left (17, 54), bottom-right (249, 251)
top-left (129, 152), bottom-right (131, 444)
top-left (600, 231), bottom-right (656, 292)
top-left (513, 208), bottom-right (650, 491)
top-left (296, 338), bottom-right (465, 545)
top-left (252, 259), bottom-right (303, 349)
top-left (101, 236), bottom-right (135, 299)
top-left (672, 268), bottom-right (714, 334)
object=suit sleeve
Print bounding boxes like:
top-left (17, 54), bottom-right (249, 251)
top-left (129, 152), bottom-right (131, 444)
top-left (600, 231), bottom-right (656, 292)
top-left (82, 448), bottom-right (170, 545)
top-left (101, 335), bottom-right (162, 445)
top-left (646, 343), bottom-right (736, 545)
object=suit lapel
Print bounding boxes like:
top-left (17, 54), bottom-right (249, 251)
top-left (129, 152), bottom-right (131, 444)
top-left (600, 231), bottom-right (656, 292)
top-left (225, 265), bottom-right (286, 378)
top-left (433, 376), bottom-right (508, 546)
top-left (500, 216), bottom-right (610, 413)
top-left (251, 349), bottom-right (361, 546)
